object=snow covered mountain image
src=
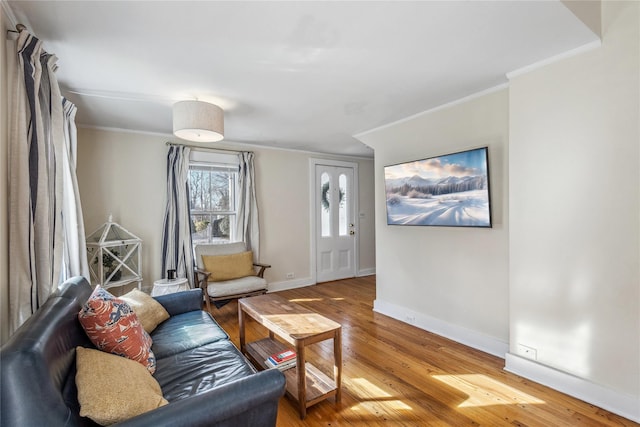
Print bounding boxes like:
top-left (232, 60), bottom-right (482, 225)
top-left (384, 147), bottom-right (491, 227)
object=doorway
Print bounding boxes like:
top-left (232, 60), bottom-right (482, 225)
top-left (311, 159), bottom-right (359, 283)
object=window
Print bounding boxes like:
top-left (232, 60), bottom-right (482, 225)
top-left (320, 172), bottom-right (330, 237)
top-left (338, 173), bottom-right (348, 236)
top-left (319, 171), bottom-right (348, 237)
top-left (188, 152), bottom-right (239, 244)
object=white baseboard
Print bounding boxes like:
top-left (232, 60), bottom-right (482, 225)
top-left (357, 267), bottom-right (376, 277)
top-left (267, 277), bottom-right (315, 293)
top-left (268, 269), bottom-right (376, 292)
top-left (505, 354), bottom-right (640, 423)
top-left (373, 299), bottom-right (508, 359)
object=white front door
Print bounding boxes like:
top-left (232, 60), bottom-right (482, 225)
top-left (315, 163), bottom-right (357, 282)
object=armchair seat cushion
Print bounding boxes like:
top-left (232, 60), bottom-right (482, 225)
top-left (206, 276), bottom-right (267, 298)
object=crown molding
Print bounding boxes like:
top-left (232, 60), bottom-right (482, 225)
top-left (354, 83), bottom-right (509, 141)
top-left (506, 39), bottom-right (601, 79)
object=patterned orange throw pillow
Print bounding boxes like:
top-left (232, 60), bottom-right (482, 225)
top-left (78, 286), bottom-right (156, 374)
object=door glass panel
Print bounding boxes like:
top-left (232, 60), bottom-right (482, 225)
top-left (338, 173), bottom-right (347, 236)
top-left (321, 172), bottom-right (331, 237)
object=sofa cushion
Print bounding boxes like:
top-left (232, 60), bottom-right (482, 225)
top-left (120, 289), bottom-right (170, 334)
top-left (75, 347), bottom-right (168, 425)
top-left (202, 251), bottom-right (255, 282)
top-left (154, 340), bottom-right (257, 402)
top-left (205, 275), bottom-right (267, 298)
top-left (154, 288), bottom-right (203, 316)
top-left (78, 286), bottom-right (156, 373)
top-left (151, 310), bottom-right (229, 359)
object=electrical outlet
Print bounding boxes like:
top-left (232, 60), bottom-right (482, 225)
top-left (517, 344), bottom-right (537, 360)
top-left (286, 272), bottom-right (295, 279)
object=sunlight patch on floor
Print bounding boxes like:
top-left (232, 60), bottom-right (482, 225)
top-left (347, 377), bottom-right (413, 412)
top-left (433, 374), bottom-right (546, 408)
top-left (288, 298), bottom-right (324, 302)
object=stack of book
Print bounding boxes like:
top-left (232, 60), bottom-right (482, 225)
top-left (265, 349), bottom-right (297, 371)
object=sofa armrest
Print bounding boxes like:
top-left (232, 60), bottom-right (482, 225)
top-left (154, 288), bottom-right (203, 316)
top-left (115, 369), bottom-right (286, 427)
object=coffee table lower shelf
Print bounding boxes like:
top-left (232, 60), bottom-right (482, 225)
top-left (245, 338), bottom-right (337, 408)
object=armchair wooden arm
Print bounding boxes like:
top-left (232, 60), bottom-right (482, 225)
top-left (253, 263), bottom-right (271, 278)
top-left (196, 265), bottom-right (270, 281)
top-left (194, 267), bottom-right (213, 311)
top-left (194, 267), bottom-right (211, 296)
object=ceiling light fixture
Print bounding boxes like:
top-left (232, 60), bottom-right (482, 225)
top-left (172, 100), bottom-right (224, 142)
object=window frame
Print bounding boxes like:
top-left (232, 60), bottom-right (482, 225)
top-left (187, 151), bottom-right (240, 245)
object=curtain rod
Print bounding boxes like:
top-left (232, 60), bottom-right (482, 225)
top-left (165, 141), bottom-right (252, 155)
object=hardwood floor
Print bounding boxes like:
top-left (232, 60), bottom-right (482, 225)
top-left (208, 276), bottom-right (637, 426)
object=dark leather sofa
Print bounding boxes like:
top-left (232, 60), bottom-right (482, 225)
top-left (1, 276), bottom-right (286, 426)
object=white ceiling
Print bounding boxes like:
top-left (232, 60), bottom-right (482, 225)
top-left (5, 1), bottom-right (598, 158)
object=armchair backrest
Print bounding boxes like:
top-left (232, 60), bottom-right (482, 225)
top-left (194, 242), bottom-right (247, 269)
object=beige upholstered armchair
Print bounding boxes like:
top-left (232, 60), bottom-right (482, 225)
top-left (194, 242), bottom-right (270, 311)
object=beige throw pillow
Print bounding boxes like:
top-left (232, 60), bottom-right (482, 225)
top-left (120, 289), bottom-right (170, 334)
top-left (75, 347), bottom-right (168, 426)
top-left (202, 251), bottom-right (255, 282)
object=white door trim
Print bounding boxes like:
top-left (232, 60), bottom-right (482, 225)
top-left (309, 158), bottom-right (359, 284)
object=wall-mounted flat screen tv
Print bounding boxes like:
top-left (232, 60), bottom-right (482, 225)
top-left (384, 147), bottom-right (492, 227)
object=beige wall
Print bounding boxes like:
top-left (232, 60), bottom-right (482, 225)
top-left (0, 8), bottom-right (10, 344)
top-left (76, 128), bottom-right (375, 293)
top-left (77, 129), bottom-right (167, 293)
top-left (509, 0), bottom-right (639, 403)
top-left (359, 0), bottom-right (639, 419)
top-left (357, 88), bottom-right (510, 356)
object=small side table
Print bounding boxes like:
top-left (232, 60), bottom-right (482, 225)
top-left (151, 278), bottom-right (189, 296)
top-left (239, 294), bottom-right (341, 419)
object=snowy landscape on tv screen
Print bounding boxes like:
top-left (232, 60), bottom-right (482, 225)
top-left (384, 147), bottom-right (492, 227)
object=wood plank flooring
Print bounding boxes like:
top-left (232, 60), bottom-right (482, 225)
top-left (207, 276), bottom-right (637, 426)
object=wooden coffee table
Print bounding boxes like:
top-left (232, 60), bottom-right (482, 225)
top-left (238, 293), bottom-right (342, 419)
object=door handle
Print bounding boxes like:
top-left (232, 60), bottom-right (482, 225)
top-left (349, 223), bottom-right (354, 227)
top-left (349, 230), bottom-right (356, 235)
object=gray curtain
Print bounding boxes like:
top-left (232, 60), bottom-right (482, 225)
top-left (235, 152), bottom-right (260, 261)
top-left (8, 31), bottom-right (88, 333)
top-left (161, 145), bottom-right (195, 286)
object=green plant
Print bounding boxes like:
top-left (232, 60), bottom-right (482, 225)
top-left (95, 249), bottom-right (118, 268)
top-left (194, 219), bottom-right (210, 232)
top-left (321, 181), bottom-right (345, 211)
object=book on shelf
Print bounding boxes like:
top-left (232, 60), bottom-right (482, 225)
top-left (268, 349), bottom-right (296, 364)
top-left (265, 357), bottom-right (296, 371)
